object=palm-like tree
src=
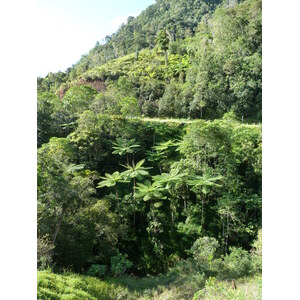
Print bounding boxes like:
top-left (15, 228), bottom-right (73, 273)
top-left (188, 173), bottom-right (223, 224)
top-left (153, 168), bottom-right (188, 226)
top-left (153, 167), bottom-right (187, 189)
top-left (218, 205), bottom-right (239, 255)
top-left (136, 180), bottom-right (166, 208)
top-left (97, 171), bottom-right (128, 217)
top-left (146, 140), bottom-right (177, 174)
top-left (121, 159), bottom-right (151, 225)
top-left (112, 138), bottom-right (140, 164)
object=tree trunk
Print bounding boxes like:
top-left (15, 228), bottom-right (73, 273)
top-left (52, 208), bottom-right (65, 246)
top-left (225, 214), bottom-right (230, 254)
top-left (165, 51), bottom-right (168, 66)
top-left (201, 196), bottom-right (204, 225)
top-left (116, 188), bottom-right (120, 222)
top-left (135, 47), bottom-right (139, 60)
top-left (222, 218), bottom-right (225, 255)
top-left (133, 177), bottom-right (136, 226)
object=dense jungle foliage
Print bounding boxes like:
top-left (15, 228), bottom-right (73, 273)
top-left (37, 0), bottom-right (262, 299)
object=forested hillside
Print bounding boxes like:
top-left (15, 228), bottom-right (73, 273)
top-left (37, 0), bottom-right (262, 299)
top-left (38, 0), bottom-right (261, 133)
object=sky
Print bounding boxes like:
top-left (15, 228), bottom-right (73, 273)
top-left (37, 0), bottom-right (155, 77)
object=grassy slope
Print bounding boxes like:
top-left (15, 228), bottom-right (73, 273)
top-left (59, 48), bottom-right (188, 94)
top-left (37, 260), bottom-right (205, 300)
top-left (37, 270), bottom-right (121, 300)
top-left (38, 267), bottom-right (261, 300)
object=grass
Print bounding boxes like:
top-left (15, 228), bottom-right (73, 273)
top-left (193, 275), bottom-right (262, 300)
top-left (37, 270), bottom-right (123, 300)
top-left (95, 114), bottom-right (261, 127)
top-left (37, 260), bottom-right (205, 300)
top-left (38, 260), bottom-right (261, 300)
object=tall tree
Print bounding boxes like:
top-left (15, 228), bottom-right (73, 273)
top-left (153, 167), bottom-right (187, 226)
top-left (97, 171), bottom-right (128, 218)
top-left (156, 29), bottom-right (170, 66)
top-left (112, 138), bottom-right (140, 164)
top-left (121, 159), bottom-right (151, 225)
top-left (188, 173), bottom-right (223, 224)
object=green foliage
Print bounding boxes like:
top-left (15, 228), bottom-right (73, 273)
top-left (136, 180), bottom-right (166, 204)
top-left (38, 260), bottom-right (261, 299)
top-left (63, 85), bottom-right (97, 116)
top-left (97, 171), bottom-right (125, 188)
top-left (50, 0), bottom-right (221, 81)
top-left (112, 138), bottom-right (140, 163)
top-left (37, 92), bottom-right (57, 146)
top-left (37, 0), bottom-right (261, 121)
top-left (251, 229), bottom-right (262, 273)
top-left (193, 275), bottom-right (262, 300)
top-left (156, 30), bottom-right (169, 52)
top-left (251, 229), bottom-right (262, 256)
top-left (122, 159), bottom-right (151, 181)
top-left (120, 96), bottom-right (141, 117)
top-left (56, 200), bottom-right (118, 271)
top-left (37, 235), bottom-right (55, 270)
top-left (158, 79), bottom-right (180, 117)
top-left (223, 247), bottom-right (252, 278)
top-left (37, 270), bottom-right (125, 299)
top-left (87, 264), bottom-right (107, 278)
top-left (38, 114), bottom-right (261, 275)
top-left (37, 71), bottom-right (68, 93)
top-left (190, 237), bottom-right (219, 268)
top-left (37, 0), bottom-right (261, 286)
top-left (187, 0), bottom-right (262, 120)
top-left (110, 253), bottom-right (133, 276)
top-left (189, 173), bottom-right (223, 195)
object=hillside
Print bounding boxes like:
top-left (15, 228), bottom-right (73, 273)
top-left (63, 0), bottom-right (222, 78)
top-left (37, 0), bottom-right (262, 299)
top-left (38, 0), bottom-right (261, 148)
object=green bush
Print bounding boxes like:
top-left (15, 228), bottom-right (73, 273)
top-left (223, 247), bottom-right (252, 278)
top-left (110, 253), bottom-right (133, 276)
top-left (87, 264), bottom-right (107, 278)
top-left (37, 235), bottom-right (55, 270)
top-left (190, 237), bottom-right (219, 270)
top-left (251, 229), bottom-right (262, 273)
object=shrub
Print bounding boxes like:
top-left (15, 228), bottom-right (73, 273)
top-left (110, 253), bottom-right (133, 276)
top-left (251, 229), bottom-right (262, 273)
top-left (223, 247), bottom-right (252, 278)
top-left (190, 237), bottom-right (219, 270)
top-left (87, 264), bottom-right (107, 278)
top-left (193, 275), bottom-right (262, 300)
top-left (37, 235), bottom-right (55, 270)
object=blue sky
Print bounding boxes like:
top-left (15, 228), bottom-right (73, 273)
top-left (37, 0), bottom-right (155, 77)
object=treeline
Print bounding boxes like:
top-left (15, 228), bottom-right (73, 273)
top-left (38, 0), bottom-right (261, 125)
